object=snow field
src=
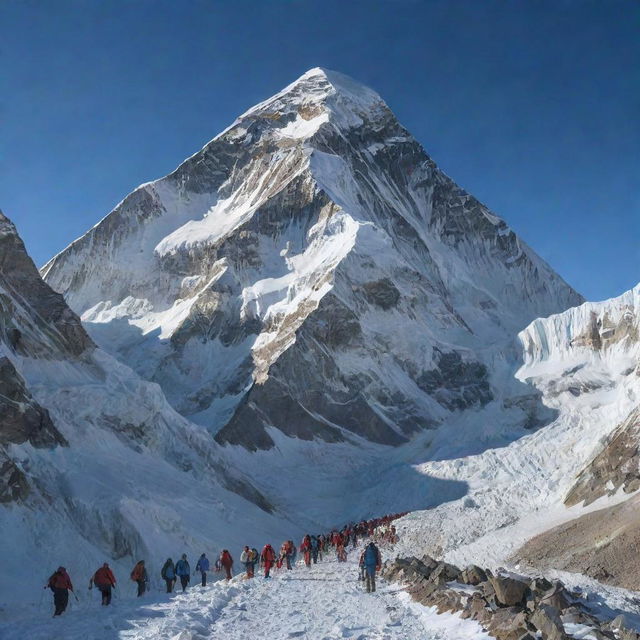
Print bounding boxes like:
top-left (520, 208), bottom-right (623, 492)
top-left (2, 552), bottom-right (491, 640)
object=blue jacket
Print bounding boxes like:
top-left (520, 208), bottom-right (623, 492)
top-left (161, 561), bottom-right (175, 580)
top-left (175, 559), bottom-right (190, 576)
top-left (364, 544), bottom-right (380, 567)
top-left (196, 556), bottom-right (210, 572)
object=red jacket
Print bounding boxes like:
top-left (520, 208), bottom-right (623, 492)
top-left (261, 545), bottom-right (276, 563)
top-left (94, 566), bottom-right (116, 586)
top-left (220, 551), bottom-right (233, 568)
top-left (48, 569), bottom-right (73, 591)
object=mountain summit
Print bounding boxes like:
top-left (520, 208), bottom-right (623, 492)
top-left (42, 69), bottom-right (582, 451)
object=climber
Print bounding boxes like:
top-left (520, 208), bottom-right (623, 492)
top-left (300, 534), bottom-right (312, 567)
top-left (195, 553), bottom-right (210, 587)
top-left (130, 560), bottom-right (149, 597)
top-left (45, 566), bottom-right (74, 616)
top-left (161, 558), bottom-right (176, 593)
top-left (89, 562), bottom-right (116, 606)
top-left (175, 554), bottom-right (191, 592)
top-left (241, 546), bottom-right (254, 578)
top-left (360, 541), bottom-right (382, 593)
top-left (219, 549), bottom-right (233, 581)
top-left (261, 543), bottom-right (276, 578)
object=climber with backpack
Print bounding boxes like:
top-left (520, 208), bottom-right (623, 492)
top-left (310, 535), bottom-right (320, 564)
top-left (300, 534), bottom-right (312, 567)
top-left (161, 558), bottom-right (176, 593)
top-left (360, 541), bottom-right (382, 593)
top-left (261, 543), bottom-right (276, 578)
top-left (195, 553), bottom-right (210, 587)
top-left (89, 562), bottom-right (116, 605)
top-left (130, 560), bottom-right (148, 597)
top-left (45, 566), bottom-right (74, 616)
top-left (219, 549), bottom-right (233, 581)
top-left (175, 554), bottom-right (191, 592)
top-left (240, 546), bottom-right (254, 578)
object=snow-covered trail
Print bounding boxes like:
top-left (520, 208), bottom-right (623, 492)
top-left (4, 552), bottom-right (490, 640)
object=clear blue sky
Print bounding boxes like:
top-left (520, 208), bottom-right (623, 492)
top-left (1, 0), bottom-right (638, 301)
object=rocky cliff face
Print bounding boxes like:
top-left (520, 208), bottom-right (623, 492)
top-left (41, 68), bottom-right (582, 451)
top-left (0, 212), bottom-right (81, 501)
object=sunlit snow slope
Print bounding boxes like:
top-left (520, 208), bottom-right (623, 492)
top-left (393, 284), bottom-right (640, 573)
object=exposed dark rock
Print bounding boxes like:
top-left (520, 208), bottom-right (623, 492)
top-left (0, 455), bottom-right (30, 503)
top-left (565, 407), bottom-right (640, 507)
top-left (0, 356), bottom-right (66, 448)
top-left (0, 211), bottom-right (93, 359)
top-left (416, 349), bottom-right (493, 411)
top-left (361, 278), bottom-right (401, 310)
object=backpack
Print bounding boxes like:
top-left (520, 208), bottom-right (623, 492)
top-left (364, 544), bottom-right (378, 565)
top-left (162, 563), bottom-right (175, 580)
top-left (131, 564), bottom-right (143, 581)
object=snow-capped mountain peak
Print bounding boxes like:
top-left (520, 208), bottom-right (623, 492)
top-left (231, 67), bottom-right (386, 138)
top-left (42, 69), bottom-right (581, 453)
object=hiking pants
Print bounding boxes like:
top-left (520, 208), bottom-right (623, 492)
top-left (286, 555), bottom-right (292, 570)
top-left (53, 588), bottom-right (68, 615)
top-left (200, 571), bottom-right (207, 587)
top-left (98, 585), bottom-right (112, 605)
top-left (136, 579), bottom-right (146, 597)
top-left (223, 565), bottom-right (232, 580)
top-left (264, 561), bottom-right (272, 577)
top-left (179, 575), bottom-right (189, 591)
top-left (312, 550), bottom-right (318, 564)
top-left (164, 578), bottom-right (174, 593)
top-left (365, 566), bottom-right (376, 592)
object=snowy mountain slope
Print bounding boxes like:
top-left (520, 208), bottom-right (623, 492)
top-left (41, 68), bottom-right (582, 456)
top-left (390, 284), bottom-right (640, 576)
top-left (0, 212), bottom-right (296, 610)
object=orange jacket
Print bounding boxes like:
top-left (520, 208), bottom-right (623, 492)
top-left (94, 566), bottom-right (116, 586)
top-left (48, 569), bottom-right (73, 591)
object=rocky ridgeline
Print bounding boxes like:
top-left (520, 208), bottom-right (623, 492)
top-left (383, 556), bottom-right (640, 640)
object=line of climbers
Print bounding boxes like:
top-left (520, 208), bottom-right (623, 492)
top-left (44, 512), bottom-right (406, 616)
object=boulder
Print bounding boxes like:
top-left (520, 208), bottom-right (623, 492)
top-left (431, 589), bottom-right (464, 614)
top-left (464, 592), bottom-right (493, 625)
top-left (461, 564), bottom-right (487, 585)
top-left (531, 604), bottom-right (570, 640)
top-left (530, 577), bottom-right (553, 596)
top-left (429, 560), bottom-right (461, 583)
top-left (539, 583), bottom-right (571, 611)
top-left (487, 606), bottom-right (529, 640)
top-left (490, 575), bottom-right (530, 607)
